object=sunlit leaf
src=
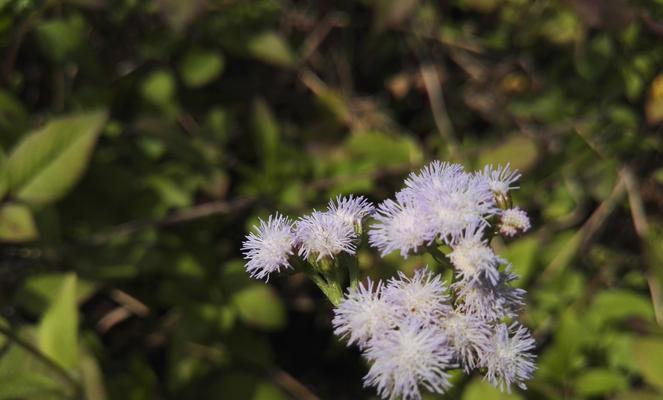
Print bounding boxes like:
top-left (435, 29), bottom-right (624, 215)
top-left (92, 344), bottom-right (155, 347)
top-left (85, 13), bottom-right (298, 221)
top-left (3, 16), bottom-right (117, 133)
top-left (180, 48), bottom-right (225, 88)
top-left (632, 337), bottom-right (663, 390)
top-left (232, 284), bottom-right (286, 331)
top-left (247, 32), bottom-right (296, 67)
top-left (7, 111), bottom-right (108, 206)
top-left (574, 368), bottom-right (629, 397)
top-left (37, 274), bottom-right (79, 370)
top-left (0, 203), bottom-right (38, 242)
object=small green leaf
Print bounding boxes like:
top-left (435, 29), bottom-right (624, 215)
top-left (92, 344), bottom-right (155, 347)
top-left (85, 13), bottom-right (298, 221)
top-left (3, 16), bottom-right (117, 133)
top-left (15, 273), bottom-right (97, 316)
top-left (141, 70), bottom-right (176, 106)
top-left (251, 98), bottom-right (280, 168)
top-left (180, 48), bottom-right (225, 88)
top-left (247, 32), bottom-right (296, 68)
top-left (7, 111), bottom-right (108, 206)
top-left (0, 203), bottom-right (38, 242)
top-left (232, 284), bottom-right (286, 331)
top-left (37, 274), bottom-right (79, 370)
top-left (589, 290), bottom-right (655, 324)
top-left (462, 378), bottom-right (524, 400)
top-left (478, 135), bottom-right (538, 173)
top-left (346, 130), bottom-right (423, 167)
top-left (632, 336), bottom-right (663, 390)
top-left (35, 15), bottom-right (86, 62)
top-left (574, 368), bottom-right (629, 397)
top-left (501, 235), bottom-right (539, 286)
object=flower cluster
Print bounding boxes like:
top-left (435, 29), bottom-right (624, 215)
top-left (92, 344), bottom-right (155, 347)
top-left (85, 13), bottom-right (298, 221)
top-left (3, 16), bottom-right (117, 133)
top-left (241, 195), bottom-right (373, 280)
top-left (334, 266), bottom-right (535, 399)
top-left (241, 161), bottom-right (536, 399)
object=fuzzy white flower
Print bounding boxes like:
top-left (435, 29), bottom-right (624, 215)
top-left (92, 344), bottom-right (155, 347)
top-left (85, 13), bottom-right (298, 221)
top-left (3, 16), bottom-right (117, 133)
top-left (241, 213), bottom-right (295, 280)
top-left (453, 267), bottom-right (525, 322)
top-left (480, 164), bottom-right (521, 197)
top-left (383, 267), bottom-right (452, 326)
top-left (440, 311), bottom-right (491, 372)
top-left (401, 163), bottom-right (496, 242)
top-left (403, 161), bottom-right (465, 195)
top-left (448, 223), bottom-right (503, 285)
top-left (482, 323), bottom-right (537, 393)
top-left (499, 208), bottom-right (531, 237)
top-left (327, 195), bottom-right (374, 230)
top-left (363, 321), bottom-right (454, 400)
top-left (295, 211), bottom-right (356, 261)
top-left (333, 279), bottom-right (395, 348)
top-left (368, 196), bottom-right (429, 258)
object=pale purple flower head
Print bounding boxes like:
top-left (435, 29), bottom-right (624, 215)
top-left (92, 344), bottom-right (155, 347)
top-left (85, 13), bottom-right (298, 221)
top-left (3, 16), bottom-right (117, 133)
top-left (295, 211), bottom-right (356, 262)
top-left (453, 267), bottom-right (525, 322)
top-left (482, 323), bottom-right (537, 393)
top-left (383, 267), bottom-right (452, 326)
top-left (480, 164), bottom-right (521, 197)
top-left (363, 321), bottom-right (454, 400)
top-left (327, 195), bottom-right (374, 230)
top-left (241, 213), bottom-right (295, 281)
top-left (368, 196), bottom-right (429, 258)
top-left (400, 162), bottom-right (497, 242)
top-left (448, 223), bottom-right (504, 285)
top-left (499, 207), bottom-right (531, 237)
top-left (441, 311), bottom-right (492, 372)
top-left (333, 279), bottom-right (395, 348)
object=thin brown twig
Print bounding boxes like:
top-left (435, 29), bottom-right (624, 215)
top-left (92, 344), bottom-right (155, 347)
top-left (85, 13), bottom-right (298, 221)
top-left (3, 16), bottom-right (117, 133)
top-left (538, 174), bottom-right (626, 281)
top-left (90, 198), bottom-right (252, 243)
top-left (408, 39), bottom-right (460, 159)
top-left (270, 368), bottom-right (320, 400)
top-left (299, 13), bottom-right (348, 62)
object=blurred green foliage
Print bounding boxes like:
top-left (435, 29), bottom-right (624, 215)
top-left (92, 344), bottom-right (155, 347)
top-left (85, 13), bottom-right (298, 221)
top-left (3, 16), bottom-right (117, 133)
top-left (1, 0), bottom-right (663, 399)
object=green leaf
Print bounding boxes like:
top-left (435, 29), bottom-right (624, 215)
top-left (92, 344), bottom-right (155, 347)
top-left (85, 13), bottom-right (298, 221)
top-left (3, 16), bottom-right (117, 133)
top-left (501, 235), bottom-right (539, 286)
top-left (589, 290), bottom-right (655, 324)
top-left (180, 48), bottom-right (225, 88)
top-left (632, 336), bottom-right (663, 390)
top-left (346, 130), bottom-right (423, 167)
top-left (574, 368), bottom-right (629, 397)
top-left (0, 325), bottom-right (67, 399)
top-left (462, 378), bottom-right (524, 400)
top-left (15, 273), bottom-right (97, 316)
top-left (232, 284), bottom-right (286, 331)
top-left (7, 111), bottom-right (108, 206)
top-left (141, 70), bottom-right (176, 106)
top-left (251, 98), bottom-right (280, 168)
top-left (247, 32), bottom-right (296, 68)
top-left (35, 15), bottom-right (86, 62)
top-left (478, 135), bottom-right (538, 173)
top-left (37, 273), bottom-right (79, 370)
top-left (0, 203), bottom-right (38, 242)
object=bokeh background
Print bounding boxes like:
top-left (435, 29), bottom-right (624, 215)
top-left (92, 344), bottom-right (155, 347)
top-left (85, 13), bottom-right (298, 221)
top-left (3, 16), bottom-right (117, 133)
top-left (1, 0), bottom-right (663, 399)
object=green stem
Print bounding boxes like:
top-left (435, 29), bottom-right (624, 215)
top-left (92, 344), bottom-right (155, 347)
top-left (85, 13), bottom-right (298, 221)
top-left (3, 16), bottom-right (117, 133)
top-left (429, 246), bottom-right (453, 269)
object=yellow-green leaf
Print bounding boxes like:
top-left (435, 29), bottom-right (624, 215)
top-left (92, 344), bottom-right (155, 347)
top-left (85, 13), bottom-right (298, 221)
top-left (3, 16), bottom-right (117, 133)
top-left (180, 48), bottom-right (225, 88)
top-left (632, 336), bottom-right (663, 390)
top-left (232, 284), bottom-right (286, 331)
top-left (247, 32), bottom-right (296, 68)
top-left (37, 274), bottom-right (79, 370)
top-left (478, 134), bottom-right (538, 173)
top-left (574, 368), bottom-right (629, 397)
top-left (7, 111), bottom-right (108, 206)
top-left (0, 203), bottom-right (38, 242)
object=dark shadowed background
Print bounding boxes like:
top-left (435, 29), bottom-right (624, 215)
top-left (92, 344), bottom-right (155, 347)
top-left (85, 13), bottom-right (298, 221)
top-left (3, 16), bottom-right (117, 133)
top-left (1, 0), bottom-right (663, 399)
